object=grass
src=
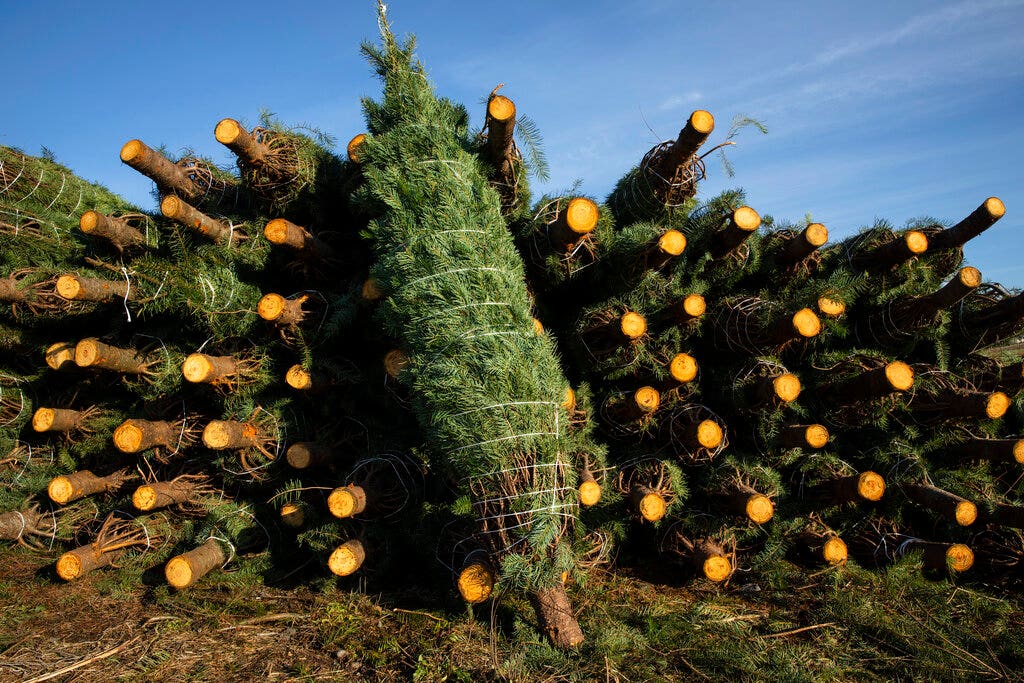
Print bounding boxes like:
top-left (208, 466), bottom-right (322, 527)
top-left (0, 545), bottom-right (1022, 681)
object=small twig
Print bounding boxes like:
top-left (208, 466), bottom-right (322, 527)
top-left (758, 622), bottom-right (838, 639)
top-left (23, 636), bottom-right (141, 683)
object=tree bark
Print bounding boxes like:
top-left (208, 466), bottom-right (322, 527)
top-left (113, 419), bottom-right (178, 453)
top-left (927, 197), bottom-right (1005, 252)
top-left (215, 118), bottom-right (269, 165)
top-left (56, 544), bottom-right (119, 581)
top-left (160, 195), bottom-right (234, 244)
top-left (529, 583), bottom-right (584, 648)
top-left (711, 206), bottom-right (760, 258)
top-left (55, 274), bottom-right (130, 302)
top-left (74, 338), bottom-right (150, 374)
top-left (165, 538), bottom-right (228, 588)
top-left (79, 211), bottom-right (146, 249)
top-left (120, 139), bottom-right (198, 198)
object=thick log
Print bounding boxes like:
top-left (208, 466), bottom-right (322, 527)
top-left (202, 420), bottom-right (258, 450)
top-left (652, 110), bottom-right (715, 181)
top-left (48, 470), bottom-right (128, 504)
top-left (328, 539), bottom-right (366, 576)
top-left (691, 539), bottom-right (732, 582)
top-left (807, 472), bottom-right (885, 504)
top-left (927, 197), bottom-right (1005, 252)
top-left (722, 489), bottom-right (774, 524)
top-left (347, 134), bottom-right (367, 163)
top-left (182, 353), bottom-right (239, 384)
top-left (667, 353), bottom-right (699, 385)
top-left (779, 424), bottom-right (829, 449)
top-left (160, 195), bottom-right (234, 244)
top-left (45, 342), bottom-right (78, 371)
top-left (904, 540), bottom-right (974, 573)
top-left (777, 223), bottom-right (828, 265)
top-left (769, 308), bottom-right (821, 345)
top-left (55, 274), bottom-right (129, 302)
top-left (902, 483), bottom-right (977, 526)
top-left (630, 486), bottom-right (667, 522)
top-left (485, 93), bottom-right (516, 175)
top-left (578, 469), bottom-right (601, 507)
top-left (549, 198), bottom-right (599, 251)
top-left (120, 139), bottom-right (197, 197)
top-left (165, 538), bottom-right (228, 588)
top-left (711, 206), bottom-right (761, 258)
top-left (750, 372), bottom-right (801, 406)
top-left (327, 485), bottom-right (368, 519)
top-left (56, 545), bottom-right (119, 581)
top-left (74, 338), bottom-right (149, 374)
top-left (529, 583), bottom-right (585, 648)
top-left (458, 560), bottom-right (496, 603)
top-left (79, 211), bottom-right (146, 249)
top-left (132, 480), bottom-right (196, 511)
top-left (645, 229), bottom-right (687, 270)
top-left (858, 230), bottom-right (928, 270)
top-left (32, 407), bottom-right (86, 433)
top-left (113, 419), bottom-right (178, 454)
top-left (264, 218), bottom-right (337, 259)
top-left (827, 361), bottom-right (914, 404)
top-left (606, 387), bottom-right (660, 424)
top-left (286, 441), bottom-right (334, 469)
top-left (215, 118), bottom-right (269, 165)
top-left (795, 531), bottom-right (847, 566)
top-left (655, 294), bottom-right (706, 327)
top-left (258, 293), bottom-right (308, 326)
top-left (946, 438), bottom-right (1024, 465)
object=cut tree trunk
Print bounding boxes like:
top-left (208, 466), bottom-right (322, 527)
top-left (529, 583), bottom-right (584, 648)
top-left (74, 338), bottom-right (150, 374)
top-left (132, 480), bottom-right (198, 512)
top-left (215, 119), bottom-right (270, 165)
top-left (711, 206), bottom-right (761, 258)
top-left (202, 420), bottom-right (259, 450)
top-left (79, 211), bottom-right (146, 250)
top-left (48, 470), bottom-right (131, 504)
top-left (182, 353), bottom-right (240, 384)
top-left (652, 110), bottom-right (714, 182)
top-left (902, 483), bottom-right (977, 526)
top-left (927, 197), bottom-right (1005, 252)
top-left (258, 293), bottom-right (308, 326)
top-left (120, 139), bottom-right (198, 198)
top-left (56, 544), bottom-right (119, 581)
top-left (160, 195), bottom-right (235, 245)
top-left (328, 539), bottom-right (366, 576)
top-left (807, 472), bottom-right (885, 504)
top-left (327, 485), bottom-right (368, 519)
top-left (826, 361), bottom-right (914, 404)
top-left (548, 198), bottom-right (599, 251)
top-left (55, 274), bottom-right (130, 302)
top-left (855, 230), bottom-right (928, 270)
top-left (777, 223), bottom-right (828, 265)
top-left (263, 218), bottom-right (336, 259)
top-left (779, 424), bottom-right (829, 449)
top-left (165, 538), bottom-right (229, 588)
top-left (113, 419), bottom-right (178, 453)
top-left (286, 441), bottom-right (334, 469)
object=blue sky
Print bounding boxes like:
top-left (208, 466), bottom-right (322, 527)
top-left (3, 1), bottom-right (1022, 284)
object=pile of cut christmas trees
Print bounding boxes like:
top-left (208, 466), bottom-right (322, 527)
top-left (2, 6), bottom-right (1022, 647)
